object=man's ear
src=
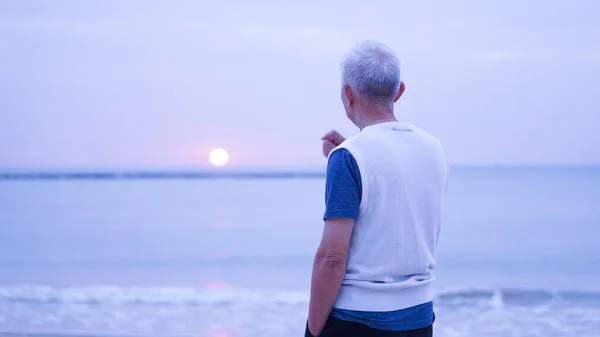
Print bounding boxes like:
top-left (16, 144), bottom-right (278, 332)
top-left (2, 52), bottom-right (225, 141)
top-left (394, 81), bottom-right (406, 103)
top-left (343, 85), bottom-right (355, 106)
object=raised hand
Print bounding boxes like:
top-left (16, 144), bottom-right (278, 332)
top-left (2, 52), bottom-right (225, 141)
top-left (321, 130), bottom-right (346, 157)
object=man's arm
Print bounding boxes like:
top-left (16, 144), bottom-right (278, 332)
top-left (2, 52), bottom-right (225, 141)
top-left (307, 148), bottom-right (361, 336)
top-left (307, 217), bottom-right (355, 336)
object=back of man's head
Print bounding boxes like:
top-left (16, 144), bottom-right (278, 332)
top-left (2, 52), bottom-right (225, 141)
top-left (341, 41), bottom-right (401, 106)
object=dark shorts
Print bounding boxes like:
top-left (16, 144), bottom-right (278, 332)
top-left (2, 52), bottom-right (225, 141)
top-left (305, 316), bottom-right (433, 337)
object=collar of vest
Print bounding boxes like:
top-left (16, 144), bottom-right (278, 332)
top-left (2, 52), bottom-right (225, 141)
top-left (361, 121), bottom-right (415, 133)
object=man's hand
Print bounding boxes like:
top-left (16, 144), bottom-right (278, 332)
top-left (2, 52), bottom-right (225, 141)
top-left (321, 130), bottom-right (346, 157)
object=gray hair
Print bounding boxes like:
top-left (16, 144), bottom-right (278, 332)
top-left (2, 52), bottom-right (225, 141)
top-left (341, 40), bottom-right (401, 104)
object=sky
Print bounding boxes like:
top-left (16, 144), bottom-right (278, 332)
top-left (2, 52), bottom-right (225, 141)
top-left (0, 0), bottom-right (599, 168)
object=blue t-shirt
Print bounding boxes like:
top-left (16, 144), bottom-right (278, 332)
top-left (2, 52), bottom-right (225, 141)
top-left (324, 148), bottom-right (435, 331)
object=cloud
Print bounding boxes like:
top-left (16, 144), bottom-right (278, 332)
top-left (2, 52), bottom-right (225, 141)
top-left (478, 48), bottom-right (600, 63)
top-left (486, 50), bottom-right (521, 61)
top-left (0, 12), bottom-right (351, 53)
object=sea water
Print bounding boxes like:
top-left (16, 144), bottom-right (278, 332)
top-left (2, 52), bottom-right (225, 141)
top-left (0, 167), bottom-right (599, 337)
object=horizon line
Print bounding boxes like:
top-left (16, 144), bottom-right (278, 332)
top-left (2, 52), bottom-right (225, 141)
top-left (1, 163), bottom-right (599, 169)
top-left (0, 165), bottom-right (598, 181)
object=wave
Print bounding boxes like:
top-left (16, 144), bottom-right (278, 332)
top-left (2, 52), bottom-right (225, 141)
top-left (436, 287), bottom-right (600, 308)
top-left (1, 285), bottom-right (599, 308)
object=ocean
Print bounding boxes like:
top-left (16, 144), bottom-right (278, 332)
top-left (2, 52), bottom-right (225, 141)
top-left (0, 167), bottom-right (599, 337)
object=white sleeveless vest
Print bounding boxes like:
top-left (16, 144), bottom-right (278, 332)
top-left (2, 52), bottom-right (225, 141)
top-left (331, 122), bottom-right (448, 312)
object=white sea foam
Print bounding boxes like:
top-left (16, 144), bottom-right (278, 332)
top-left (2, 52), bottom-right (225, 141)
top-left (1, 286), bottom-right (599, 337)
top-left (1, 285), bottom-right (599, 307)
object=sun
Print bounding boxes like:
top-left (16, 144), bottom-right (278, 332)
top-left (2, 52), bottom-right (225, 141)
top-left (208, 148), bottom-right (229, 167)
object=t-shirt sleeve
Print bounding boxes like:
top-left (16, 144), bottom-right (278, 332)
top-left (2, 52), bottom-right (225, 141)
top-left (323, 148), bottom-right (362, 220)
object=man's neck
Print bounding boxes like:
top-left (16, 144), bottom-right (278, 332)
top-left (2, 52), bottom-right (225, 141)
top-left (358, 114), bottom-right (397, 130)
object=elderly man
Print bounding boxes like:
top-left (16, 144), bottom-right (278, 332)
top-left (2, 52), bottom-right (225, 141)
top-left (305, 41), bottom-right (448, 337)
